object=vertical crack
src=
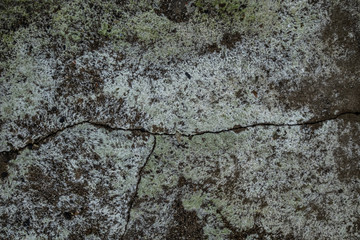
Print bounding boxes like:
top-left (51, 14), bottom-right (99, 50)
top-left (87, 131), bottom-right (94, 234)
top-left (121, 135), bottom-right (157, 239)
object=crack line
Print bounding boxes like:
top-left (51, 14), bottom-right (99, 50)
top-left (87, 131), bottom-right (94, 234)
top-left (189, 111), bottom-right (360, 136)
top-left (121, 136), bottom-right (157, 240)
top-left (1, 111), bottom-right (359, 155)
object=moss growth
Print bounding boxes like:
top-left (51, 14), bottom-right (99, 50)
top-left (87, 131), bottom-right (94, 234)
top-left (0, 0), bottom-right (304, 66)
top-left (127, 11), bottom-right (173, 45)
top-left (50, 0), bottom-right (119, 56)
top-left (0, 0), bottom-right (61, 32)
top-left (182, 191), bottom-right (205, 211)
top-left (0, 0), bottom-right (59, 69)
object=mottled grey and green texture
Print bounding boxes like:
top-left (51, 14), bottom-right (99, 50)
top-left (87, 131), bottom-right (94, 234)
top-left (1, 124), bottom-right (155, 239)
top-left (126, 116), bottom-right (360, 239)
top-left (0, 0), bottom-right (359, 239)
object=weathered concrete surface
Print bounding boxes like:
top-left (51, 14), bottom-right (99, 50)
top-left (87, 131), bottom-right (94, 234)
top-left (0, 0), bottom-right (359, 239)
top-left (1, 124), bottom-right (155, 239)
top-left (125, 115), bottom-right (360, 239)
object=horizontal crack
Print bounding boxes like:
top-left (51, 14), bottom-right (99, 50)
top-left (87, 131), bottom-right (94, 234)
top-left (1, 111), bottom-right (359, 155)
top-left (190, 111), bottom-right (360, 136)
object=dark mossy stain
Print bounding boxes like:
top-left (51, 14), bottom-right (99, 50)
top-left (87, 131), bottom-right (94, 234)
top-left (322, 3), bottom-right (360, 75)
top-left (221, 32), bottom-right (243, 49)
top-left (275, 2), bottom-right (360, 119)
top-left (0, 0), bottom-right (61, 32)
top-left (152, 124), bottom-right (167, 133)
top-left (177, 175), bottom-right (187, 188)
top-left (0, 151), bottom-right (18, 181)
top-left (165, 198), bottom-right (205, 239)
top-left (334, 147), bottom-right (360, 182)
top-left (195, 0), bottom-right (249, 26)
top-left (202, 43), bottom-right (221, 54)
top-left (156, 0), bottom-right (191, 23)
top-left (219, 211), bottom-right (296, 240)
top-left (56, 61), bottom-right (104, 97)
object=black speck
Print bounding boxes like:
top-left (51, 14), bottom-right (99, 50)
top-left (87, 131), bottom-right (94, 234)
top-left (139, 128), bottom-right (146, 132)
top-left (63, 212), bottom-right (72, 220)
top-left (50, 106), bottom-right (57, 113)
top-left (27, 144), bottom-right (33, 150)
top-left (59, 116), bottom-right (66, 123)
top-left (338, 189), bottom-right (343, 193)
top-left (23, 218), bottom-right (30, 227)
top-left (1, 171), bottom-right (9, 179)
top-left (185, 72), bottom-right (191, 79)
top-left (239, 4), bottom-right (247, 10)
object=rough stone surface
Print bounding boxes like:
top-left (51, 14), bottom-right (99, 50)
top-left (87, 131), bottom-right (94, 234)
top-left (126, 115), bottom-right (360, 239)
top-left (0, 0), bottom-right (359, 239)
top-left (0, 124), bottom-right (155, 239)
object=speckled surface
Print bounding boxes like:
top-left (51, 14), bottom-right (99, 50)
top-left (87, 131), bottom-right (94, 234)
top-left (0, 0), bottom-right (359, 239)
top-left (126, 115), bottom-right (360, 239)
top-left (1, 124), bottom-right (155, 239)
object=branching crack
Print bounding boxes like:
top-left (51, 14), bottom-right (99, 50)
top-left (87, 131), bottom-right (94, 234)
top-left (121, 136), bottom-right (157, 239)
top-left (1, 111), bottom-right (359, 156)
top-left (0, 111), bottom-right (359, 235)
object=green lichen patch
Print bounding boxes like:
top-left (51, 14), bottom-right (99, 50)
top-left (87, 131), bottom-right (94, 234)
top-left (0, 0), bottom-right (61, 32)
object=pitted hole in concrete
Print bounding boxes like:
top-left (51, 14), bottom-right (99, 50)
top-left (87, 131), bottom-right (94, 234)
top-left (59, 116), bottom-right (66, 123)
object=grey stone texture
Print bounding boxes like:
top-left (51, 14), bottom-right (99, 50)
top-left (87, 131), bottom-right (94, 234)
top-left (0, 0), bottom-right (359, 239)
